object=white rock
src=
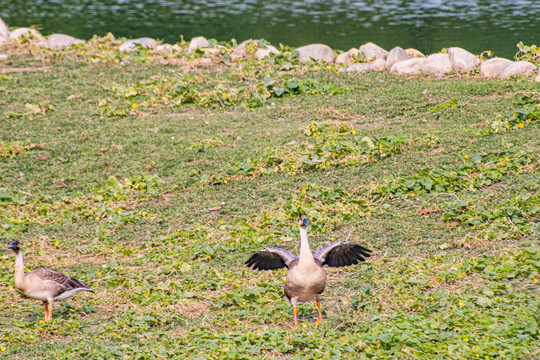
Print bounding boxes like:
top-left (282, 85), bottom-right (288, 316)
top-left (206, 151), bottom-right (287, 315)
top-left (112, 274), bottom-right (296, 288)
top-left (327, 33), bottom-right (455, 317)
top-left (171, 44), bottom-right (182, 52)
top-left (499, 61), bottom-right (537, 79)
top-left (479, 58), bottom-right (514, 79)
top-left (359, 42), bottom-right (388, 61)
top-left (188, 36), bottom-right (209, 52)
top-left (0, 37), bottom-right (6, 47)
top-left (255, 45), bottom-right (279, 60)
top-left (448, 47), bottom-right (480, 73)
top-left (119, 37), bottom-right (157, 51)
top-left (33, 41), bottom-right (48, 48)
top-left (372, 58), bottom-right (387, 71)
top-left (0, 54), bottom-right (8, 61)
top-left (297, 44), bottom-right (334, 63)
top-left (405, 48), bottom-right (424, 58)
top-left (46, 34), bottom-right (85, 49)
top-left (345, 63), bottom-right (374, 73)
top-left (9, 27), bottom-right (45, 42)
top-left (0, 17), bottom-right (9, 40)
top-left (423, 53), bottom-right (453, 76)
top-left (231, 39), bottom-right (259, 61)
top-left (535, 69), bottom-right (540, 82)
top-left (336, 48), bottom-right (360, 65)
top-left (156, 44), bottom-right (173, 51)
top-left (202, 46), bottom-right (228, 55)
top-left (389, 58), bottom-right (425, 75)
top-left (385, 46), bottom-right (409, 70)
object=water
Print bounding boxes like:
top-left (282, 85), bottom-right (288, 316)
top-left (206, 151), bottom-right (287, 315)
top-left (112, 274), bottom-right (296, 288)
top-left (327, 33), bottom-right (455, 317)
top-left (1, 0), bottom-right (539, 58)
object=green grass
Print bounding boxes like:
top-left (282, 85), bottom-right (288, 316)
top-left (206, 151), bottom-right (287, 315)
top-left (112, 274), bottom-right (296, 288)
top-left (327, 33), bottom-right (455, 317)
top-left (0, 39), bottom-right (539, 359)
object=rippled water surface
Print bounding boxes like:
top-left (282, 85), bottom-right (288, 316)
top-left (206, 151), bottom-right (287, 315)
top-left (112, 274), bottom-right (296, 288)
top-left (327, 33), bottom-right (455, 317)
top-left (1, 1), bottom-right (539, 57)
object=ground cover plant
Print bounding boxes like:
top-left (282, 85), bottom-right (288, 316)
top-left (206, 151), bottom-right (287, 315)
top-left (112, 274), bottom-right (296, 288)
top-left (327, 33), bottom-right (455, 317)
top-left (0, 37), bottom-right (539, 359)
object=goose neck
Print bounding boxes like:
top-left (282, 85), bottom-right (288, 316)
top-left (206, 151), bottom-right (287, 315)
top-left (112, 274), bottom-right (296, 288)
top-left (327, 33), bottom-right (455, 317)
top-left (13, 250), bottom-right (25, 282)
top-left (298, 227), bottom-right (315, 265)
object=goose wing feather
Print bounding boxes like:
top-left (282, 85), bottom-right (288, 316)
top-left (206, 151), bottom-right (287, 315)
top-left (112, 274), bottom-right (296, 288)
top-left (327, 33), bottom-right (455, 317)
top-left (245, 247), bottom-right (298, 271)
top-left (313, 241), bottom-right (372, 268)
top-left (31, 269), bottom-right (92, 291)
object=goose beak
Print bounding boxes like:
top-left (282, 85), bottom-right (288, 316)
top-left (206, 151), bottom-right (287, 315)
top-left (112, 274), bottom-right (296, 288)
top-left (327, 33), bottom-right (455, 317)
top-left (302, 217), bottom-right (309, 227)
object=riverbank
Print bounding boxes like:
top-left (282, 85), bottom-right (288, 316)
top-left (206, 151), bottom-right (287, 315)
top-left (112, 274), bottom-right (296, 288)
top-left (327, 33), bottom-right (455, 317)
top-left (1, 17), bottom-right (539, 360)
top-left (1, 17), bottom-right (540, 82)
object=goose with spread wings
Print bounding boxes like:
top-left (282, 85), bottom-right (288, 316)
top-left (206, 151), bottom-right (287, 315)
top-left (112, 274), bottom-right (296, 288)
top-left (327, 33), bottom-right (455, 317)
top-left (245, 216), bottom-right (372, 330)
top-left (8, 240), bottom-right (93, 321)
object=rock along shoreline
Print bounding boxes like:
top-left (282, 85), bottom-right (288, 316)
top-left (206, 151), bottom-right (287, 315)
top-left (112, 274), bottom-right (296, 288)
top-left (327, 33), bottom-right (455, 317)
top-left (1, 17), bottom-right (539, 82)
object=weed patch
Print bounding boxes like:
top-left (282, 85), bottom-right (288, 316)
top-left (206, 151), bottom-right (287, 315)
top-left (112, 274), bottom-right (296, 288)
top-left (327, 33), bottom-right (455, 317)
top-left (201, 123), bottom-right (438, 184)
top-left (482, 89), bottom-right (540, 135)
top-left (373, 145), bottom-right (538, 198)
top-left (441, 191), bottom-right (540, 238)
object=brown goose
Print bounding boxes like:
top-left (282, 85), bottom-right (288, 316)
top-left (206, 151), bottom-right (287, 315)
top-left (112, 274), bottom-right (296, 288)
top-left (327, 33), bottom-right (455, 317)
top-left (8, 240), bottom-right (93, 321)
top-left (245, 215), bottom-right (372, 330)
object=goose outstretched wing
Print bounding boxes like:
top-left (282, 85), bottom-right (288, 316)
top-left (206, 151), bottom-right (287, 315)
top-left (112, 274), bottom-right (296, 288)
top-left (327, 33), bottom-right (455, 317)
top-left (313, 241), bottom-right (372, 268)
top-left (245, 247), bottom-right (298, 271)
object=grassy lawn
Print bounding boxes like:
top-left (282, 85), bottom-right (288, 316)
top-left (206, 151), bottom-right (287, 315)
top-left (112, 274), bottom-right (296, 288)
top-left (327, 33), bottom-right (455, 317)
top-left (0, 38), bottom-right (539, 359)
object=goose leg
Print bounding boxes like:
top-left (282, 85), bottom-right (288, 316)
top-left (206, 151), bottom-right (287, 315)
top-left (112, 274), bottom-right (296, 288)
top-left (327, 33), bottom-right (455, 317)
top-left (314, 297), bottom-right (323, 325)
top-left (46, 303), bottom-right (53, 321)
top-left (290, 298), bottom-right (299, 331)
top-left (43, 303), bottom-right (48, 321)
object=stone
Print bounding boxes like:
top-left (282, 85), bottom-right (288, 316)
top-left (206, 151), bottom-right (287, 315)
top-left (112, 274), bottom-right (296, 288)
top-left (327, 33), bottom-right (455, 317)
top-left (0, 37), bottom-right (6, 47)
top-left (0, 54), bottom-right (8, 61)
top-left (358, 42), bottom-right (388, 61)
top-left (201, 48), bottom-right (219, 55)
top-left (372, 58), bottom-right (387, 71)
top-left (405, 48), bottom-right (424, 58)
top-left (448, 47), bottom-right (480, 73)
top-left (336, 48), bottom-right (360, 65)
top-left (422, 53), bottom-right (452, 76)
top-left (195, 58), bottom-right (213, 67)
top-left (255, 45), bottom-right (279, 60)
top-left (156, 43), bottom-right (182, 52)
top-left (156, 44), bottom-right (173, 51)
top-left (202, 46), bottom-right (227, 55)
top-left (535, 69), bottom-right (540, 83)
top-left (119, 37), bottom-right (157, 51)
top-left (188, 36), bottom-right (209, 52)
top-left (34, 41), bottom-right (48, 48)
top-left (230, 39), bottom-right (259, 61)
top-left (385, 46), bottom-right (409, 70)
top-left (46, 34), bottom-right (85, 49)
top-left (297, 44), bottom-right (334, 63)
top-left (9, 27), bottom-right (45, 42)
top-left (389, 58), bottom-right (425, 75)
top-left (0, 17), bottom-right (9, 40)
top-left (345, 63), bottom-right (373, 73)
top-left (479, 58), bottom-right (514, 79)
top-left (499, 61), bottom-right (537, 79)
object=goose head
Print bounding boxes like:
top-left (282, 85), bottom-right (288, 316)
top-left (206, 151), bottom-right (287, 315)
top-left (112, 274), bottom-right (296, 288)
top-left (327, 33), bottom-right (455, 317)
top-left (298, 215), bottom-right (309, 229)
top-left (8, 240), bottom-right (20, 253)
